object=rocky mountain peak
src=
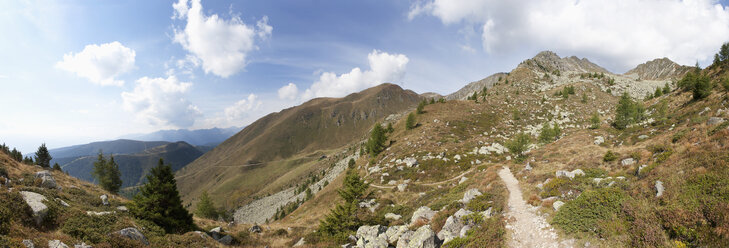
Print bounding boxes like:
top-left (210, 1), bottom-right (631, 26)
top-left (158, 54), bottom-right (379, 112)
top-left (519, 50), bottom-right (609, 74)
top-left (624, 57), bottom-right (693, 80)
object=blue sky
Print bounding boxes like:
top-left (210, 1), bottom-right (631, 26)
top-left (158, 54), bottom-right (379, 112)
top-left (1, 0), bottom-right (729, 153)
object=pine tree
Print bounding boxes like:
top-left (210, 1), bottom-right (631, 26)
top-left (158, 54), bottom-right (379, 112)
top-left (613, 92), bottom-right (645, 130)
top-left (506, 133), bottom-right (531, 160)
top-left (386, 123), bottom-right (394, 133)
top-left (318, 170), bottom-right (369, 240)
top-left (52, 163), bottom-right (61, 171)
top-left (337, 170), bottom-right (369, 203)
top-left (92, 151), bottom-right (108, 187)
top-left (195, 191), bottom-right (218, 219)
top-left (34, 143), bottom-right (52, 168)
top-left (416, 100), bottom-right (426, 114)
top-left (107, 155), bottom-right (122, 194)
top-left (129, 158), bottom-right (194, 234)
top-left (654, 87), bottom-right (663, 97)
top-left (365, 123), bottom-right (387, 156)
top-left (405, 112), bottom-right (416, 130)
top-left (662, 83), bottom-right (671, 95)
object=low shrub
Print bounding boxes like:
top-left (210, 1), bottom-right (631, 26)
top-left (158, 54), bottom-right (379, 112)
top-left (466, 194), bottom-right (494, 212)
top-left (552, 188), bottom-right (627, 234)
top-left (61, 212), bottom-right (119, 244)
top-left (540, 177), bottom-right (571, 198)
top-left (603, 150), bottom-right (618, 162)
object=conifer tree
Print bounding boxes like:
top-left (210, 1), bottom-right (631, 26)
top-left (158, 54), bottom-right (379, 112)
top-left (107, 155), bottom-right (122, 194)
top-left (589, 112), bottom-right (600, 129)
top-left (416, 100), bottom-right (426, 114)
top-left (406, 112), bottom-right (416, 130)
top-left (318, 170), bottom-right (369, 240)
top-left (195, 191), bottom-right (218, 219)
top-left (366, 123), bottom-right (387, 156)
top-left (614, 92), bottom-right (645, 129)
top-left (34, 143), bottom-right (52, 168)
top-left (129, 158), bottom-right (194, 234)
top-left (52, 163), bottom-right (61, 171)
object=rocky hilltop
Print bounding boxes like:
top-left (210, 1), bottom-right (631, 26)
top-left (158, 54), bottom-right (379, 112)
top-left (624, 57), bottom-right (694, 80)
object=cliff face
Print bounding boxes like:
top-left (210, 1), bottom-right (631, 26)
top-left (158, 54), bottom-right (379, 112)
top-left (624, 57), bottom-right (693, 80)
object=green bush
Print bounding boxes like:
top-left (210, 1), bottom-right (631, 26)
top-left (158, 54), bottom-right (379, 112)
top-left (603, 150), bottom-right (618, 162)
top-left (406, 112), bottom-right (417, 130)
top-left (442, 237), bottom-right (469, 248)
top-left (506, 133), bottom-right (531, 159)
top-left (466, 194), bottom-right (493, 212)
top-left (721, 77), bottom-right (729, 92)
top-left (62, 213), bottom-right (119, 243)
top-left (552, 188), bottom-right (627, 234)
top-left (0, 165), bottom-right (7, 179)
top-left (540, 177), bottom-right (571, 198)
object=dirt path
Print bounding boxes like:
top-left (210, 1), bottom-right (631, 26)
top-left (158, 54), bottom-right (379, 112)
top-left (498, 166), bottom-right (573, 248)
top-left (369, 167), bottom-right (475, 189)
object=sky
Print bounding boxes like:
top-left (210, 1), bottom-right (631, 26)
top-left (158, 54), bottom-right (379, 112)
top-left (1, 0), bottom-right (729, 153)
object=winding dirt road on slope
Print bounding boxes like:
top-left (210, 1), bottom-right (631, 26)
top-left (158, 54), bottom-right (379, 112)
top-left (498, 166), bottom-right (573, 248)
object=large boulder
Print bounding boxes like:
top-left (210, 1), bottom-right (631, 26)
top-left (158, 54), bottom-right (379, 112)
top-left (460, 188), bottom-right (482, 203)
top-left (34, 170), bottom-right (57, 189)
top-left (555, 169), bottom-right (585, 179)
top-left (100, 194), bottom-right (109, 206)
top-left (385, 225), bottom-right (409, 245)
top-left (410, 206), bottom-right (436, 224)
top-left (437, 208), bottom-right (473, 243)
top-left (396, 231), bottom-right (414, 248)
top-left (20, 191), bottom-right (48, 225)
top-left (621, 158), bottom-right (636, 166)
top-left (407, 225), bottom-right (437, 248)
top-left (115, 227), bottom-right (149, 245)
top-left (48, 240), bottom-right (69, 248)
top-left (355, 225), bottom-right (388, 247)
top-left (249, 224), bottom-right (262, 233)
top-left (210, 226), bottom-right (224, 240)
top-left (22, 240), bottom-right (34, 248)
top-left (655, 181), bottom-right (664, 197)
top-left (217, 235), bottom-right (233, 245)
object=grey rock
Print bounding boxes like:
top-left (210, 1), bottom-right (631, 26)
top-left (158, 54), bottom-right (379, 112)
top-left (100, 194), bottom-right (109, 206)
top-left (396, 231), bottom-right (414, 248)
top-left (217, 235), bottom-right (233, 245)
top-left (553, 201), bottom-right (565, 211)
top-left (621, 158), bottom-right (635, 166)
top-left (655, 181), bottom-right (664, 197)
top-left (116, 206), bottom-right (128, 211)
top-left (637, 164), bottom-right (648, 175)
top-left (410, 206), bottom-right (436, 224)
top-left (56, 198), bottom-right (70, 207)
top-left (74, 243), bottom-right (92, 248)
top-left (638, 135), bottom-right (649, 140)
top-left (86, 211), bottom-right (114, 216)
top-left (397, 183), bottom-right (408, 192)
top-left (556, 169), bottom-right (584, 179)
top-left (437, 208), bottom-right (473, 243)
top-left (293, 237), bottom-right (306, 247)
top-left (22, 240), bottom-right (34, 248)
top-left (594, 136), bottom-right (604, 145)
top-left (34, 170), bottom-right (57, 189)
top-left (407, 225), bottom-right (436, 248)
top-left (385, 225), bottom-right (408, 244)
top-left (458, 176), bottom-right (467, 184)
top-left (385, 213), bottom-right (402, 221)
top-left (707, 117), bottom-right (725, 126)
top-left (20, 191), bottom-right (48, 225)
top-left (210, 226), bottom-right (223, 240)
top-left (115, 227), bottom-right (149, 245)
top-left (249, 224), bottom-right (262, 233)
top-left (48, 240), bottom-right (69, 248)
top-left (460, 188), bottom-right (482, 203)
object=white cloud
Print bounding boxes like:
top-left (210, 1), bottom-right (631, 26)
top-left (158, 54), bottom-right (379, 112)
top-left (277, 83), bottom-right (299, 100)
top-left (56, 41), bottom-right (135, 86)
top-left (301, 50), bottom-right (409, 100)
top-left (224, 94), bottom-right (261, 122)
top-left (172, 0), bottom-right (272, 78)
top-left (121, 75), bottom-right (201, 128)
top-left (409, 0), bottom-right (729, 71)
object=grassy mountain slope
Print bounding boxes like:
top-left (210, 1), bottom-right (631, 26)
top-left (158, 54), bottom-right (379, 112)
top-left (176, 83), bottom-right (422, 208)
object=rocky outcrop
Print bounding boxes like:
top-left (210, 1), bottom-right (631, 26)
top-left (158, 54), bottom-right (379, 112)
top-left (437, 208), bottom-right (473, 243)
top-left (115, 227), bottom-right (149, 245)
top-left (34, 170), bottom-right (57, 189)
top-left (22, 240), bottom-right (34, 248)
top-left (407, 225), bottom-right (437, 248)
top-left (20, 191), bottom-right (48, 225)
top-left (460, 188), bottom-right (482, 204)
top-left (48, 240), bottom-right (69, 248)
top-left (446, 73), bottom-right (507, 100)
top-left (385, 213), bottom-right (402, 221)
top-left (100, 194), bottom-right (109, 206)
top-left (555, 169), bottom-right (585, 179)
top-left (355, 225), bottom-right (388, 248)
top-left (624, 58), bottom-right (692, 80)
top-left (519, 51), bottom-right (609, 74)
top-left (410, 206), bottom-right (436, 224)
top-left (621, 158), bottom-right (636, 166)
